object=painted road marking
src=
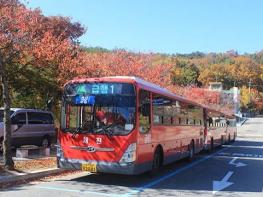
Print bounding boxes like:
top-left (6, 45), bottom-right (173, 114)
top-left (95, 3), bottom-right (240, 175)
top-left (34, 185), bottom-right (119, 197)
top-left (218, 152), bottom-right (263, 158)
top-left (229, 157), bottom-right (247, 167)
top-left (223, 145), bottom-right (263, 149)
top-left (122, 147), bottom-right (229, 197)
top-left (212, 171), bottom-right (234, 194)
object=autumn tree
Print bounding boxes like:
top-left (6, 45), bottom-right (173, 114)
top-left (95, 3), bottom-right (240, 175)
top-left (71, 50), bottom-right (173, 88)
top-left (0, 0), bottom-right (85, 169)
top-left (171, 60), bottom-right (200, 86)
top-left (198, 64), bottom-right (229, 86)
top-left (240, 86), bottom-right (263, 113)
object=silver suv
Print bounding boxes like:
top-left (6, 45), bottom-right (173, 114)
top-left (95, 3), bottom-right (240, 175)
top-left (0, 108), bottom-right (56, 149)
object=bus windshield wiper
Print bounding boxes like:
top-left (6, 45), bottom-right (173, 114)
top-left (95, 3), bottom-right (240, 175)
top-left (72, 127), bottom-right (82, 138)
top-left (94, 124), bottom-right (114, 138)
top-left (72, 126), bottom-right (96, 138)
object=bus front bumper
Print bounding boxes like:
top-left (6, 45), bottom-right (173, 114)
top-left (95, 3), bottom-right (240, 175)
top-left (57, 157), bottom-right (143, 175)
top-left (57, 144), bottom-right (146, 175)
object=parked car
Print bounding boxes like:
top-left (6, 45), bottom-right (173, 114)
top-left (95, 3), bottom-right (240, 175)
top-left (0, 108), bottom-right (56, 150)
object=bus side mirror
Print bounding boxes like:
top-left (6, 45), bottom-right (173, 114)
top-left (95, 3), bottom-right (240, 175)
top-left (207, 117), bottom-right (213, 126)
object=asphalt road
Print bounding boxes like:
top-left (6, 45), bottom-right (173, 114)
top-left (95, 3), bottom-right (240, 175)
top-left (1, 117), bottom-right (263, 197)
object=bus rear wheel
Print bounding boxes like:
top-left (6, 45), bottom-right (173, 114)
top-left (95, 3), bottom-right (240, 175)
top-left (232, 133), bottom-right (236, 142)
top-left (210, 138), bottom-right (214, 151)
top-left (188, 141), bottom-right (195, 161)
top-left (0, 137), bottom-right (3, 152)
top-left (151, 148), bottom-right (162, 175)
top-left (228, 134), bottom-right (231, 144)
top-left (220, 136), bottom-right (224, 146)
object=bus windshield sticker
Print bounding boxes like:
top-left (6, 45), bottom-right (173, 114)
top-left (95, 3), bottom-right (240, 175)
top-left (75, 95), bottom-right (95, 105)
top-left (76, 84), bottom-right (87, 94)
top-left (125, 124), bottom-right (133, 131)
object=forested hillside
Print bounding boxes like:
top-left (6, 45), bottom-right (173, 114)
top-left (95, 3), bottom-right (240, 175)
top-left (10, 47), bottom-right (263, 116)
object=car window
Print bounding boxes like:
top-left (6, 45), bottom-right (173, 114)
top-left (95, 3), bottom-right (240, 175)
top-left (12, 113), bottom-right (26, 125)
top-left (0, 110), bottom-right (15, 122)
top-left (28, 112), bottom-right (54, 124)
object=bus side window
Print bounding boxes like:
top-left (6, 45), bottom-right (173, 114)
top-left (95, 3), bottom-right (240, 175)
top-left (208, 117), bottom-right (213, 127)
top-left (139, 90), bottom-right (151, 133)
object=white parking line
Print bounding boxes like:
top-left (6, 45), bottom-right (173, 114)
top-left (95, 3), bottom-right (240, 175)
top-left (218, 152), bottom-right (263, 158)
top-left (35, 185), bottom-right (120, 197)
top-left (223, 145), bottom-right (263, 149)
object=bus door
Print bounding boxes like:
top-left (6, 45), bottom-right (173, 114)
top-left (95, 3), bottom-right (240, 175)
top-left (203, 108), bottom-right (208, 147)
top-left (137, 89), bottom-right (152, 166)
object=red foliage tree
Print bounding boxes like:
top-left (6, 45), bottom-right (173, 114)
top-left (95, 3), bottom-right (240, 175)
top-left (0, 0), bottom-right (85, 169)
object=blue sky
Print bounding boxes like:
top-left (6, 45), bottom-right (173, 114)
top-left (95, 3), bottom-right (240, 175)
top-left (27, 0), bottom-right (263, 54)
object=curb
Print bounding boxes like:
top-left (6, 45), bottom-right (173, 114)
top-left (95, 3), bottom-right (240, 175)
top-left (0, 168), bottom-right (65, 186)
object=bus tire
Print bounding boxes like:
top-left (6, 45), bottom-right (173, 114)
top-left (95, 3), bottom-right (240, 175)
top-left (232, 133), bottom-right (236, 142)
top-left (0, 137), bottom-right (3, 153)
top-left (210, 138), bottom-right (214, 151)
top-left (220, 136), bottom-right (224, 146)
top-left (188, 140), bottom-right (195, 162)
top-left (150, 146), bottom-right (162, 175)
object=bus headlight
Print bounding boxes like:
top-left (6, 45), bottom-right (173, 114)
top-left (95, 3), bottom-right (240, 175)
top-left (120, 143), bottom-right (137, 163)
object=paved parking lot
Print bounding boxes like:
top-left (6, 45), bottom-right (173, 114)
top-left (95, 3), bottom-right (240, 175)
top-left (1, 117), bottom-right (263, 197)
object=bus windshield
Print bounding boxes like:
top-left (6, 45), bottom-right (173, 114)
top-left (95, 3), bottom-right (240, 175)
top-left (61, 82), bottom-right (136, 136)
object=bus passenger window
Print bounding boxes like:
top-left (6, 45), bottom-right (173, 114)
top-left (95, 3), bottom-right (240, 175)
top-left (139, 90), bottom-right (150, 133)
top-left (208, 117), bottom-right (213, 127)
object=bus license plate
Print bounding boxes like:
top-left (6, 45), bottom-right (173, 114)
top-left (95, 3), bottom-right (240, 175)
top-left (81, 163), bottom-right (97, 172)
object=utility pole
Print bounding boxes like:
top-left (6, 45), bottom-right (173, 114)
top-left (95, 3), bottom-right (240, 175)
top-left (248, 79), bottom-right (252, 104)
top-left (248, 78), bottom-right (252, 116)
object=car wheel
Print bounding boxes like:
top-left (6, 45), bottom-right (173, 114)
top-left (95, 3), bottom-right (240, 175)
top-left (42, 137), bottom-right (50, 148)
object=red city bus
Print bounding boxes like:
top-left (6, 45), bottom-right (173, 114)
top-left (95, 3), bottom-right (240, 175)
top-left (57, 76), bottom-right (235, 175)
top-left (204, 108), bottom-right (237, 151)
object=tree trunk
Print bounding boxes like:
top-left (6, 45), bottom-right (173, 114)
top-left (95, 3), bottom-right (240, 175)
top-left (0, 56), bottom-right (14, 170)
